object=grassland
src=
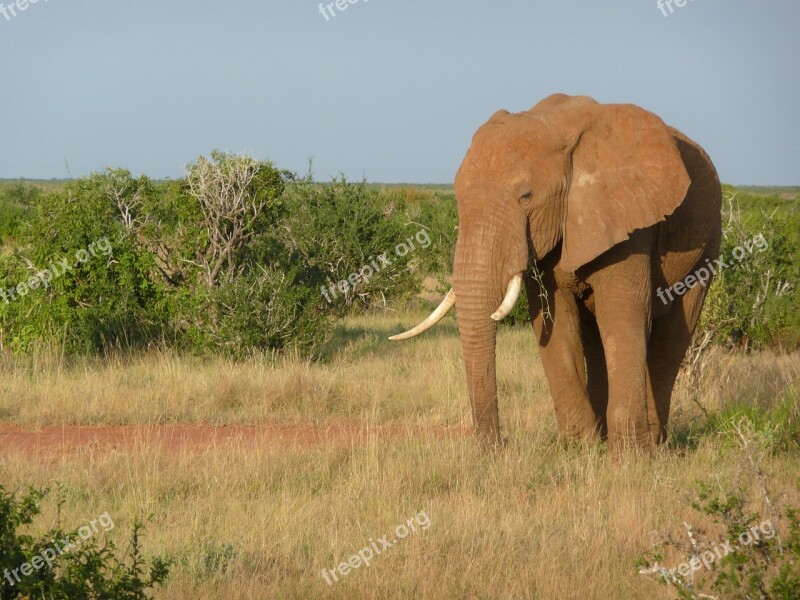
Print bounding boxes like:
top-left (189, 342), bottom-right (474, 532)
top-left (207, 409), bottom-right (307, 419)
top-left (1, 312), bottom-right (798, 599)
top-left (732, 186), bottom-right (800, 200)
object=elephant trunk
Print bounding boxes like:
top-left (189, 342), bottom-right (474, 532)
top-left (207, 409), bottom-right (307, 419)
top-left (452, 203), bottom-right (530, 446)
top-left (453, 248), bottom-right (502, 446)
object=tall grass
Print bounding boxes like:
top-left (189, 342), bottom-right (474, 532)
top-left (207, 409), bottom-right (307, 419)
top-left (1, 314), bottom-right (798, 599)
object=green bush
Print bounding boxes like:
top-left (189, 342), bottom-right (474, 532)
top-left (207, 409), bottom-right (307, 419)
top-left (0, 161), bottom-right (328, 357)
top-left (0, 171), bottom-right (165, 353)
top-left (140, 154), bottom-right (330, 357)
top-left (638, 478), bottom-right (800, 599)
top-left (0, 183), bottom-right (40, 244)
top-left (638, 417), bottom-right (800, 599)
top-left (212, 265), bottom-right (331, 358)
top-left (0, 485), bottom-right (170, 599)
top-left (701, 187), bottom-right (800, 350)
top-left (281, 177), bottom-right (430, 314)
top-left (0, 160), bottom-right (450, 357)
top-left (397, 187), bottom-right (459, 289)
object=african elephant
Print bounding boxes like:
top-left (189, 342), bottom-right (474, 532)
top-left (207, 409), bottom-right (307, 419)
top-left (391, 93), bottom-right (722, 452)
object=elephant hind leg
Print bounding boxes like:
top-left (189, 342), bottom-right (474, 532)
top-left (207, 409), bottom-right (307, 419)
top-left (646, 273), bottom-right (711, 443)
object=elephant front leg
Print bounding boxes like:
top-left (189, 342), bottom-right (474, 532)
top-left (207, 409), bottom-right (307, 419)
top-left (528, 281), bottom-right (599, 441)
top-left (589, 252), bottom-right (655, 452)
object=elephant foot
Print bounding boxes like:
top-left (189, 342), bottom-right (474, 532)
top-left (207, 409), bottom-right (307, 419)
top-left (556, 418), bottom-right (602, 443)
top-left (649, 422), bottom-right (668, 446)
top-left (608, 430), bottom-right (657, 455)
top-left (474, 426), bottom-right (503, 451)
top-left (606, 405), bottom-right (657, 454)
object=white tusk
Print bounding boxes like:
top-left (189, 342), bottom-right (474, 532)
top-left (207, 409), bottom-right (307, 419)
top-left (490, 273), bottom-right (523, 321)
top-left (389, 289), bottom-right (456, 341)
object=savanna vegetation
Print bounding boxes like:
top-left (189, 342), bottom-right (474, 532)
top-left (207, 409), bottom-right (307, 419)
top-left (0, 159), bottom-right (457, 357)
top-left (0, 317), bottom-right (797, 599)
top-left (0, 161), bottom-right (798, 599)
top-left (1, 167), bottom-right (797, 357)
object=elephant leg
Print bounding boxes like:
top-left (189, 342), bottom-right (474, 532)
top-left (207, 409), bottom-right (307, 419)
top-left (646, 268), bottom-right (712, 443)
top-left (526, 278), bottom-right (599, 441)
top-left (578, 305), bottom-right (608, 438)
top-left (588, 243), bottom-right (654, 451)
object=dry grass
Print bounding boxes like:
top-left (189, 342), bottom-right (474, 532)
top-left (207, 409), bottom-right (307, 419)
top-left (1, 313), bottom-right (798, 599)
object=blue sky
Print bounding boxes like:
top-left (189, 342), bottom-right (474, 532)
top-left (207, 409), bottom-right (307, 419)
top-left (1, 0), bottom-right (797, 184)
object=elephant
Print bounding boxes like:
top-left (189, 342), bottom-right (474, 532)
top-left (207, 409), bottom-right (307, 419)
top-left (390, 93), bottom-right (722, 452)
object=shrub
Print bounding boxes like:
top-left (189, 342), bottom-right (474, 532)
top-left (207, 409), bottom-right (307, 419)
top-left (700, 187), bottom-right (800, 350)
top-left (0, 183), bottom-right (39, 244)
top-left (639, 480), bottom-right (800, 599)
top-left (0, 484), bottom-right (170, 599)
top-left (0, 171), bottom-right (165, 353)
top-left (639, 417), bottom-right (800, 599)
top-left (281, 176), bottom-right (427, 314)
top-left (212, 265), bottom-right (331, 358)
top-left (4, 160), bottom-right (443, 357)
top-left (399, 187), bottom-right (458, 288)
top-left (0, 161), bottom-right (331, 357)
top-left (146, 154), bottom-right (330, 357)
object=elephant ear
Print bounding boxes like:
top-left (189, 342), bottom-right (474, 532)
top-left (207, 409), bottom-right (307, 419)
top-left (557, 103), bottom-right (691, 272)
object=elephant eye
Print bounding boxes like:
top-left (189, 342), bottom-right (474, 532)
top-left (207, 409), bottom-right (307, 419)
top-left (519, 191), bottom-right (533, 204)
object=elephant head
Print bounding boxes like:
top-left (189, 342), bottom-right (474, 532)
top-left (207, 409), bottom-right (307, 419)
top-left (391, 93), bottom-right (691, 446)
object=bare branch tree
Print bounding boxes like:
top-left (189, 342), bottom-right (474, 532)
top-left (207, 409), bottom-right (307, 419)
top-left (103, 170), bottom-right (145, 232)
top-left (185, 153), bottom-right (267, 286)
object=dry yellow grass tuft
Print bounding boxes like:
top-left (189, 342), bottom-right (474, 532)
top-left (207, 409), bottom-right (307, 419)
top-left (1, 313), bottom-right (798, 599)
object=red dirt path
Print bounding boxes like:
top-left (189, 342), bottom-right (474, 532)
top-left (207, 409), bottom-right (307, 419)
top-left (0, 423), bottom-right (469, 456)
